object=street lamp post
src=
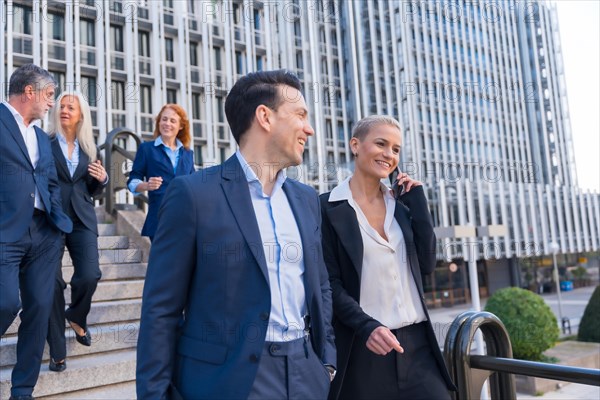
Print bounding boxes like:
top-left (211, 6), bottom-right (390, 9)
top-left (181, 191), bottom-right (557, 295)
top-left (549, 242), bottom-right (564, 330)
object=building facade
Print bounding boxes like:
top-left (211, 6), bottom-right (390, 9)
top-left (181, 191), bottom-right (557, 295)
top-left (2, 0), bottom-right (598, 304)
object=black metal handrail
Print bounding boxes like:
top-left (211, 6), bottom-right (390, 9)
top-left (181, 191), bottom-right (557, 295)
top-left (445, 311), bottom-right (600, 399)
top-left (99, 127), bottom-right (146, 214)
top-left (470, 355), bottom-right (600, 386)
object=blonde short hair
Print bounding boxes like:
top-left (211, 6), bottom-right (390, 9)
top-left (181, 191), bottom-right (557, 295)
top-left (351, 115), bottom-right (402, 142)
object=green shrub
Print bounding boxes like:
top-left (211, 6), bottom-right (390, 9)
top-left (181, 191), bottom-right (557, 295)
top-left (485, 287), bottom-right (559, 361)
top-left (578, 285), bottom-right (600, 343)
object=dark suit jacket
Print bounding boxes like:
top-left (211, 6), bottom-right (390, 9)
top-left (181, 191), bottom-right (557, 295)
top-left (320, 185), bottom-right (455, 399)
top-left (0, 103), bottom-right (72, 242)
top-left (127, 140), bottom-right (195, 238)
top-left (51, 138), bottom-right (106, 235)
top-left (136, 155), bottom-right (336, 399)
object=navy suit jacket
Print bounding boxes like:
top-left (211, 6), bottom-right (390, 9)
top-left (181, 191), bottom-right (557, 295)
top-left (320, 186), bottom-right (456, 399)
top-left (136, 155), bottom-right (336, 399)
top-left (0, 103), bottom-right (72, 242)
top-left (127, 140), bottom-right (195, 238)
top-left (51, 138), bottom-right (106, 235)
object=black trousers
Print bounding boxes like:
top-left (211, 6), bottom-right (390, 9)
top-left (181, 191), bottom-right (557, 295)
top-left (0, 212), bottom-right (62, 397)
top-left (339, 322), bottom-right (451, 400)
top-left (47, 217), bottom-right (101, 360)
top-left (247, 337), bottom-right (331, 400)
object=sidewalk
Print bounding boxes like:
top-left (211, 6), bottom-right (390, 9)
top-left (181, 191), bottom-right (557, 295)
top-left (427, 285), bottom-right (599, 399)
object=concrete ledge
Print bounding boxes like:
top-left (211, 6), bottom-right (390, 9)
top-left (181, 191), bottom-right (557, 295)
top-left (516, 341), bottom-right (600, 395)
top-left (115, 210), bottom-right (151, 263)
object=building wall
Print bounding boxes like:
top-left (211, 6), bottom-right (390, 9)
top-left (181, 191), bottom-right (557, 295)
top-left (2, 0), bottom-right (598, 266)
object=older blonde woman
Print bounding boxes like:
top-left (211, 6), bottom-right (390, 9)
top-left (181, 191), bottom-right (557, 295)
top-left (46, 91), bottom-right (107, 372)
top-left (320, 116), bottom-right (455, 399)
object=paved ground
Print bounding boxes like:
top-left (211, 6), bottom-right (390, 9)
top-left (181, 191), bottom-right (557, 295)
top-left (428, 285), bottom-right (600, 399)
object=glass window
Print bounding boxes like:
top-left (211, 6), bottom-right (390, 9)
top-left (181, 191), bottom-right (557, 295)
top-left (256, 56), bottom-right (263, 71)
top-left (13, 5), bottom-right (33, 35)
top-left (81, 76), bottom-right (97, 107)
top-left (111, 25), bottom-right (123, 52)
top-left (235, 51), bottom-right (245, 74)
top-left (50, 71), bottom-right (66, 97)
top-left (190, 42), bottom-right (198, 66)
top-left (253, 9), bottom-right (261, 30)
top-left (80, 19), bottom-right (95, 46)
top-left (191, 93), bottom-right (203, 119)
top-left (167, 89), bottom-right (177, 104)
top-left (165, 38), bottom-right (174, 62)
top-left (194, 145), bottom-right (203, 165)
top-left (140, 85), bottom-right (152, 114)
top-left (111, 81), bottom-right (125, 110)
top-left (138, 31), bottom-right (150, 57)
top-left (48, 12), bottom-right (65, 41)
top-left (213, 47), bottom-right (222, 70)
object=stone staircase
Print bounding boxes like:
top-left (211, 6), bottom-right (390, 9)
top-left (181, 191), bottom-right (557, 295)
top-left (0, 209), bottom-right (148, 399)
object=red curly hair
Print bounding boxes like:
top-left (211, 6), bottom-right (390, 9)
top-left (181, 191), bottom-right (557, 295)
top-left (153, 104), bottom-right (191, 149)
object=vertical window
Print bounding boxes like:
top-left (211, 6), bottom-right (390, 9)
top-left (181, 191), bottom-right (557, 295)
top-left (138, 32), bottom-right (150, 57)
top-left (48, 12), bottom-right (65, 41)
top-left (190, 42), bottom-right (198, 66)
top-left (140, 85), bottom-right (152, 114)
top-left (253, 9), bottom-right (261, 30)
top-left (81, 76), bottom-right (97, 107)
top-left (50, 71), bottom-right (66, 97)
top-left (213, 47), bottom-right (222, 70)
top-left (80, 19), bottom-right (95, 46)
top-left (235, 51), bottom-right (244, 74)
top-left (194, 145), bottom-right (203, 165)
top-left (167, 89), bottom-right (177, 104)
top-left (13, 5), bottom-right (33, 35)
top-left (165, 38), bottom-right (174, 62)
top-left (111, 25), bottom-right (124, 51)
top-left (191, 93), bottom-right (202, 119)
top-left (256, 56), bottom-right (263, 71)
top-left (111, 81), bottom-right (125, 110)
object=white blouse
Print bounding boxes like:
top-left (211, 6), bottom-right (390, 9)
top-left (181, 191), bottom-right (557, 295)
top-left (329, 177), bottom-right (427, 329)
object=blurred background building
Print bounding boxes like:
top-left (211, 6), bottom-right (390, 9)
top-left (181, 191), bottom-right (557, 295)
top-left (2, 0), bottom-right (598, 305)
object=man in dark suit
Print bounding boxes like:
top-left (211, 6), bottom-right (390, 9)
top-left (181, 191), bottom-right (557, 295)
top-left (0, 64), bottom-right (73, 399)
top-left (136, 70), bottom-right (336, 399)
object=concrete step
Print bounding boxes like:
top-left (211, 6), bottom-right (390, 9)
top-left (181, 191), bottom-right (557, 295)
top-left (65, 279), bottom-right (144, 303)
top-left (0, 349), bottom-right (136, 399)
top-left (40, 380), bottom-right (136, 399)
top-left (97, 235), bottom-right (129, 250)
top-left (4, 299), bottom-right (142, 336)
top-left (62, 263), bottom-right (147, 283)
top-left (62, 248), bottom-right (142, 266)
top-left (0, 321), bottom-right (140, 368)
top-left (97, 224), bottom-right (117, 236)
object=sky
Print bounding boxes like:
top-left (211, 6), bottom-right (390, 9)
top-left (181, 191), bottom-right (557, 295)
top-left (555, 0), bottom-right (600, 192)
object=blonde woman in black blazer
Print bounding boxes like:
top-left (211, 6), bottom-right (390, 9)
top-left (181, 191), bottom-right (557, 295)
top-left (320, 116), bottom-right (455, 399)
top-left (46, 91), bottom-right (107, 372)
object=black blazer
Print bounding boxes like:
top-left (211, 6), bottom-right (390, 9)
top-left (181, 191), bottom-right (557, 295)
top-left (320, 185), bottom-right (455, 399)
top-left (51, 138), bottom-right (107, 235)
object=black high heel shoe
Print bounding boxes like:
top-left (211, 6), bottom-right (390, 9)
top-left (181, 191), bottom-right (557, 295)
top-left (68, 319), bottom-right (92, 346)
top-left (49, 358), bottom-right (67, 372)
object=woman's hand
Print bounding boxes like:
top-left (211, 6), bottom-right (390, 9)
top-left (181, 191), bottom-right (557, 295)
top-left (395, 171), bottom-right (422, 194)
top-left (366, 326), bottom-right (404, 355)
top-left (88, 160), bottom-right (108, 183)
top-left (146, 176), bottom-right (163, 191)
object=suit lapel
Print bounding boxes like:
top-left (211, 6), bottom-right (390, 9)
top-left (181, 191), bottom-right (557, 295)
top-left (1, 104), bottom-right (34, 167)
top-left (51, 138), bottom-right (71, 180)
top-left (394, 202), bottom-right (419, 279)
top-left (73, 147), bottom-right (89, 181)
top-left (326, 201), bottom-right (364, 281)
top-left (220, 156), bottom-right (269, 282)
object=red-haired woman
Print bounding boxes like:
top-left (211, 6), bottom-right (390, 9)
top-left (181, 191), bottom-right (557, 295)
top-left (128, 104), bottom-right (196, 240)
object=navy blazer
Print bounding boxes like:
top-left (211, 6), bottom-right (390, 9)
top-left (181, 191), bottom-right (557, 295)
top-left (127, 140), bottom-right (195, 238)
top-left (136, 155), bottom-right (336, 399)
top-left (320, 185), bottom-right (455, 399)
top-left (51, 138), bottom-right (107, 235)
top-left (0, 103), bottom-right (72, 242)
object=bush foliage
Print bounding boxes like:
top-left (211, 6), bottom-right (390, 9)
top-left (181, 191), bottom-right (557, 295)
top-left (577, 285), bottom-right (600, 343)
top-left (485, 287), bottom-right (559, 361)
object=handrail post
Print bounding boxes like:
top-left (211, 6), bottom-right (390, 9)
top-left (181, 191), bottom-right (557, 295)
top-left (445, 311), bottom-right (516, 400)
top-left (101, 128), bottom-right (142, 215)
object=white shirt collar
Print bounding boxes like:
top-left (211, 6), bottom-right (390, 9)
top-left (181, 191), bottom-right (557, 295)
top-left (329, 175), bottom-right (394, 202)
top-left (2, 101), bottom-right (41, 128)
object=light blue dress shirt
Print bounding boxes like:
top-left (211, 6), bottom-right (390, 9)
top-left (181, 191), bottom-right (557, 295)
top-left (57, 133), bottom-right (80, 177)
top-left (235, 151), bottom-right (307, 342)
top-left (128, 136), bottom-right (183, 194)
